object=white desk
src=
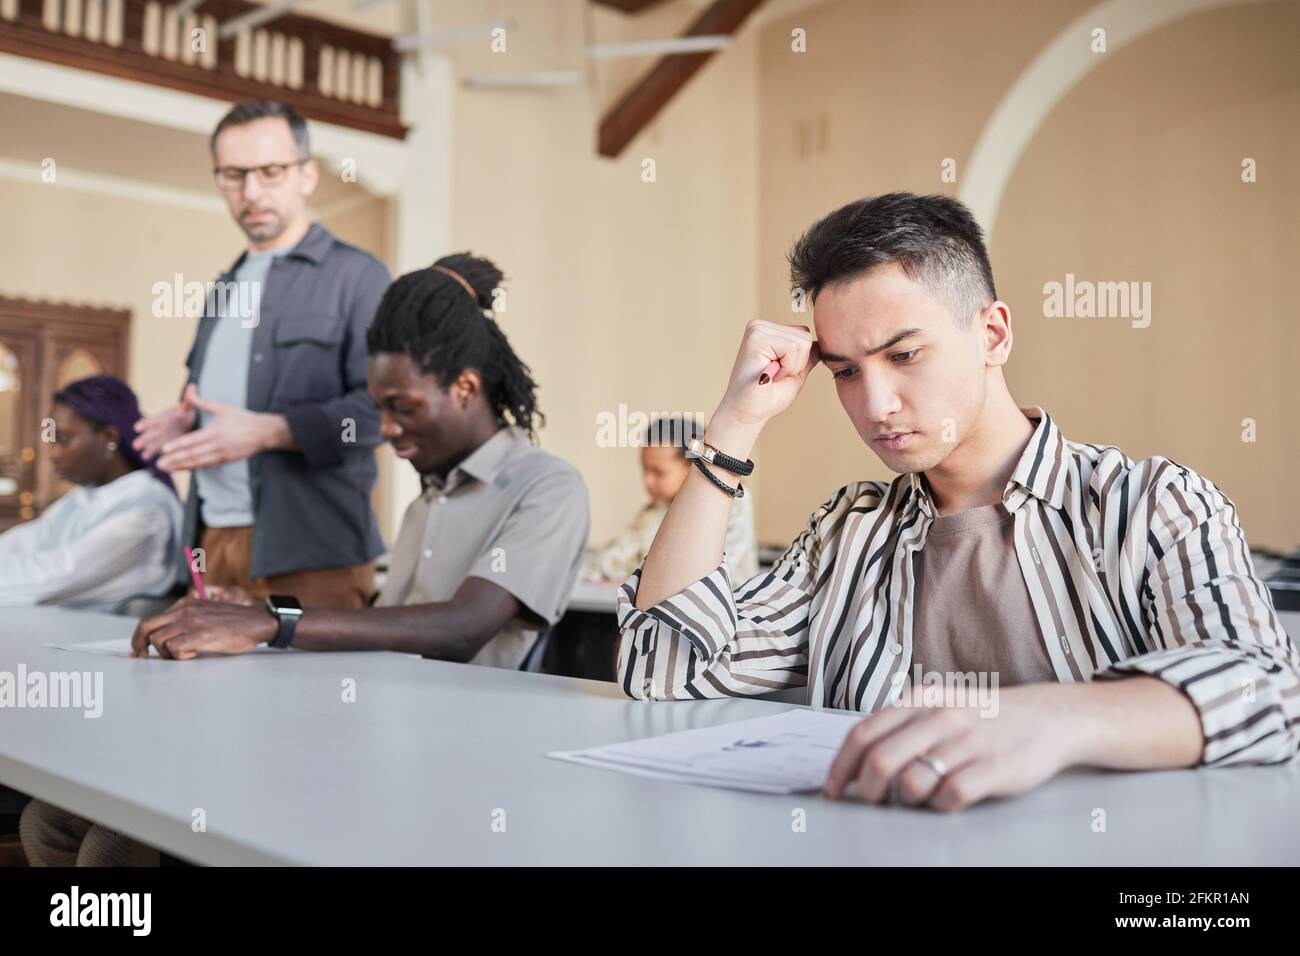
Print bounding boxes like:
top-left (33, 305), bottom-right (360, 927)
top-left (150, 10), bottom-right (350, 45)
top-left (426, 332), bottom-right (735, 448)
top-left (1, 606), bottom-right (1297, 866)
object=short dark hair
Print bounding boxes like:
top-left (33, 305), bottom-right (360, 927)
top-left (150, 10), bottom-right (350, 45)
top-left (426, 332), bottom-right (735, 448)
top-left (366, 253), bottom-right (544, 439)
top-left (787, 192), bottom-right (996, 327)
top-left (210, 99), bottom-right (310, 159)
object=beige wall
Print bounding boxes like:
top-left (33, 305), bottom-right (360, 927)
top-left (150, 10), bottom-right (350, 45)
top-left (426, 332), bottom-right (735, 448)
top-left (755, 0), bottom-right (1299, 550)
top-left (429, 0), bottom-right (761, 544)
top-left (996, 1), bottom-right (1300, 552)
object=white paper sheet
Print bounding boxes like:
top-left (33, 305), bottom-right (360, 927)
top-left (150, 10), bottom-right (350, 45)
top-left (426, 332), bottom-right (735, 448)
top-left (44, 637), bottom-right (280, 658)
top-left (549, 708), bottom-right (863, 794)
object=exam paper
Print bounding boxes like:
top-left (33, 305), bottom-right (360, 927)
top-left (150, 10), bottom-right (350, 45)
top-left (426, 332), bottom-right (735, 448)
top-left (548, 708), bottom-right (863, 794)
top-left (44, 638), bottom-right (280, 658)
top-left (45, 638), bottom-right (145, 657)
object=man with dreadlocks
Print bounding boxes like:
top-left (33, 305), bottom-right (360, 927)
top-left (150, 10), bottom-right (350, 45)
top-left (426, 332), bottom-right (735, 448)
top-left (129, 254), bottom-right (590, 671)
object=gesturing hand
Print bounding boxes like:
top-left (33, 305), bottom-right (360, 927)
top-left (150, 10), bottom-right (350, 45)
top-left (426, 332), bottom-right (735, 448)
top-left (154, 388), bottom-right (275, 472)
top-left (133, 383), bottom-right (199, 461)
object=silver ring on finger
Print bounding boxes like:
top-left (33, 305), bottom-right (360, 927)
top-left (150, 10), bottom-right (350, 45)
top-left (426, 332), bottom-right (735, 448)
top-left (914, 753), bottom-right (949, 780)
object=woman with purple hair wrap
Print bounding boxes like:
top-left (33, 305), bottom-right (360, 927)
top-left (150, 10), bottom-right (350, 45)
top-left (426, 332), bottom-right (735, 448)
top-left (54, 374), bottom-right (177, 495)
top-left (0, 374), bottom-right (183, 609)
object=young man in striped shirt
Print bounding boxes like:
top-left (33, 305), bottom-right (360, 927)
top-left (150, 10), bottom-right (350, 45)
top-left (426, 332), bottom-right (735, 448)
top-left (617, 192), bottom-right (1297, 812)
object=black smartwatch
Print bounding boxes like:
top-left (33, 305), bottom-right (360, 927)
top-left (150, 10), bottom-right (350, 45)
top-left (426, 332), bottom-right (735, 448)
top-left (265, 594), bottom-right (304, 648)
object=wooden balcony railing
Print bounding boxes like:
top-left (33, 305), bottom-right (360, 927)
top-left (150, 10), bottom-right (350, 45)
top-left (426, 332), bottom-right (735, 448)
top-left (0, 0), bottom-right (405, 138)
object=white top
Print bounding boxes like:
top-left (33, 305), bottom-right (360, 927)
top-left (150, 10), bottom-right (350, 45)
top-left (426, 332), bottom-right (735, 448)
top-left (2, 605), bottom-right (1298, 866)
top-left (0, 469), bottom-right (183, 609)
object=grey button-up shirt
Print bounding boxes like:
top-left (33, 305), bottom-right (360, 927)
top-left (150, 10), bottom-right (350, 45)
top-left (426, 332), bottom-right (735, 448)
top-left (181, 223), bottom-right (391, 579)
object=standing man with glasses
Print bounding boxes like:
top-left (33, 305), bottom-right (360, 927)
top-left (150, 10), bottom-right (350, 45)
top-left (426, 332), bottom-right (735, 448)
top-left (134, 99), bottom-right (390, 610)
top-left (19, 102), bottom-right (391, 868)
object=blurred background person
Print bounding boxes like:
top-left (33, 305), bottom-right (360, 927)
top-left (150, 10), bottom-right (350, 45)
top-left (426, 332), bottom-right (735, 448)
top-left (582, 416), bottom-right (757, 585)
top-left (0, 375), bottom-right (182, 609)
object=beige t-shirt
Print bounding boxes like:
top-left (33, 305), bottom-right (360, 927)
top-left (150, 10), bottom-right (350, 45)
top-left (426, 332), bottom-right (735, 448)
top-left (377, 427), bottom-right (590, 669)
top-left (905, 502), bottom-right (1056, 688)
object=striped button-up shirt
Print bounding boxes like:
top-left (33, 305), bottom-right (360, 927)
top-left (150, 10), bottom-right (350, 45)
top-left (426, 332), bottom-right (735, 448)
top-left (616, 407), bottom-right (1299, 767)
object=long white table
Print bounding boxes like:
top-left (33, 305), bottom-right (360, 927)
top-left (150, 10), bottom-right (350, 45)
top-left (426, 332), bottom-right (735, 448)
top-left (1, 606), bottom-right (1297, 866)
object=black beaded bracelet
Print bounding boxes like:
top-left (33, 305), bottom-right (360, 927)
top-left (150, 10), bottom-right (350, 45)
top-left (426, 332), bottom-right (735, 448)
top-left (692, 455), bottom-right (745, 498)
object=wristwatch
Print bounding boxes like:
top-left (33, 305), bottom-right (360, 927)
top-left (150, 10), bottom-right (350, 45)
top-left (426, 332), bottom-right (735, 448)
top-left (265, 594), bottom-right (304, 648)
top-left (685, 436), bottom-right (755, 477)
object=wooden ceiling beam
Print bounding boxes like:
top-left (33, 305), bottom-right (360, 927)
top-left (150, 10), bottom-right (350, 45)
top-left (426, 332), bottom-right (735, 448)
top-left (597, 0), bottom-right (764, 158)
top-left (590, 0), bottom-right (675, 13)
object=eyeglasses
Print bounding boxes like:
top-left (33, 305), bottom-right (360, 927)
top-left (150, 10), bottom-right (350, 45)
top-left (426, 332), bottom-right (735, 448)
top-left (213, 159), bottom-right (309, 192)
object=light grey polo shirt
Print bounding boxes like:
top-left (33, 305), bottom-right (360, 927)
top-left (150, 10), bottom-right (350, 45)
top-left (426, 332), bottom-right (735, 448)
top-left (376, 427), bottom-right (590, 669)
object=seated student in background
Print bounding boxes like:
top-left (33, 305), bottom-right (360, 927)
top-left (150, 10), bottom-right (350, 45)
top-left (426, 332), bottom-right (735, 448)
top-left (8, 375), bottom-right (180, 866)
top-left (582, 416), bottom-right (757, 584)
top-left (0, 375), bottom-right (182, 609)
top-left (618, 192), bottom-right (1298, 813)
top-left (129, 254), bottom-right (590, 668)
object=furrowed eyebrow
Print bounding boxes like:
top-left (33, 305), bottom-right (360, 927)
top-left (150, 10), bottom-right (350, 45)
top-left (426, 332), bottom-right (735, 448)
top-left (820, 328), bottom-right (923, 362)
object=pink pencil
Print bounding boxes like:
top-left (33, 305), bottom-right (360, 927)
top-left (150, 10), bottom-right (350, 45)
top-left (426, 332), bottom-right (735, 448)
top-left (184, 546), bottom-right (208, 600)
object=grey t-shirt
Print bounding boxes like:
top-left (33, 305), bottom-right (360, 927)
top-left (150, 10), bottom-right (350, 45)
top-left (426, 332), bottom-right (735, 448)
top-left (195, 247), bottom-right (290, 527)
top-left (377, 427), bottom-right (591, 669)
